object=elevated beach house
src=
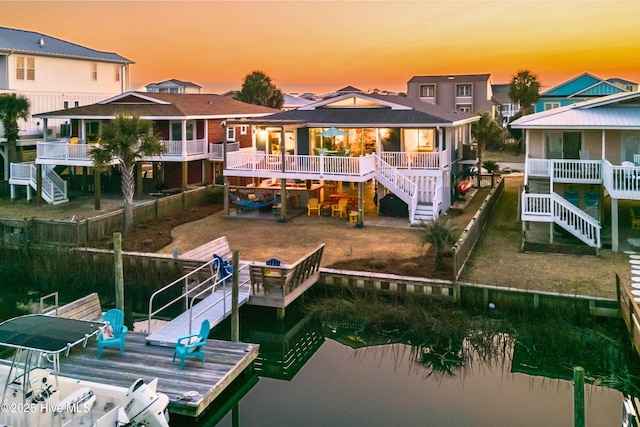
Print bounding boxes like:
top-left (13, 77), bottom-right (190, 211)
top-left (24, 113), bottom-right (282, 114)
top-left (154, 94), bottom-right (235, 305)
top-left (15, 91), bottom-right (277, 204)
top-left (535, 72), bottom-right (636, 113)
top-left (222, 90), bottom-right (479, 225)
top-left (0, 26), bottom-right (132, 181)
top-left (511, 90), bottom-right (640, 252)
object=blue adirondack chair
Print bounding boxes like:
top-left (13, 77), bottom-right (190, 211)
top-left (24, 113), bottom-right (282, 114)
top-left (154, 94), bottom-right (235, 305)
top-left (173, 320), bottom-right (210, 370)
top-left (213, 254), bottom-right (233, 284)
top-left (97, 308), bottom-right (128, 358)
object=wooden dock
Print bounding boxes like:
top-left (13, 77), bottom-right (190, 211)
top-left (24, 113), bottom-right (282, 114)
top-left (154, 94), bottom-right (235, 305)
top-left (59, 331), bottom-right (259, 418)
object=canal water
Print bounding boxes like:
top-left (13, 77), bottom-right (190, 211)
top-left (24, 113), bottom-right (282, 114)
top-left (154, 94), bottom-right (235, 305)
top-left (175, 302), bottom-right (639, 427)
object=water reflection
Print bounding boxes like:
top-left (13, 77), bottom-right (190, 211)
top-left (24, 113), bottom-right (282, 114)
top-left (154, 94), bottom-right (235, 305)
top-left (179, 303), bottom-right (637, 427)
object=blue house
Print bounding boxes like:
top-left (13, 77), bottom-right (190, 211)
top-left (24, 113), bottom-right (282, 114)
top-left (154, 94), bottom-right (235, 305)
top-left (535, 72), bottom-right (635, 113)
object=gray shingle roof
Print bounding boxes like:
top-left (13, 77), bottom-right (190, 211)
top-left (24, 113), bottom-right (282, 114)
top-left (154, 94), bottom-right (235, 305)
top-left (249, 93), bottom-right (477, 127)
top-left (0, 26), bottom-right (132, 64)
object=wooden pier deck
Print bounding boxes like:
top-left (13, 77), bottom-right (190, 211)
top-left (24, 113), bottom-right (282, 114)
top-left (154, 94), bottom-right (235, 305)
top-left (59, 331), bottom-right (259, 418)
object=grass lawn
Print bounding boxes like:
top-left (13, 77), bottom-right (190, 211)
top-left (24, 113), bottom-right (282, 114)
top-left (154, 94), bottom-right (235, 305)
top-left (459, 175), bottom-right (629, 300)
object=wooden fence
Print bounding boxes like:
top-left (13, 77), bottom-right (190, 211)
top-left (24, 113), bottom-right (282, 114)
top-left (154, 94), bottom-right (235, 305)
top-left (451, 176), bottom-right (504, 281)
top-left (0, 186), bottom-right (208, 248)
top-left (617, 273), bottom-right (640, 358)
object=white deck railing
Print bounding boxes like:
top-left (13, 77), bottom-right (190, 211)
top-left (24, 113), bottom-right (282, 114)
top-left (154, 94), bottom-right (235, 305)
top-left (209, 141), bottom-right (239, 160)
top-left (226, 151), bottom-right (375, 177)
top-left (37, 141), bottom-right (92, 162)
top-left (380, 151), bottom-right (444, 169)
top-left (602, 160), bottom-right (640, 200)
top-left (527, 158), bottom-right (601, 183)
top-left (159, 138), bottom-right (207, 157)
top-left (521, 191), bottom-right (601, 248)
top-left (371, 154), bottom-right (418, 220)
top-left (8, 162), bottom-right (67, 204)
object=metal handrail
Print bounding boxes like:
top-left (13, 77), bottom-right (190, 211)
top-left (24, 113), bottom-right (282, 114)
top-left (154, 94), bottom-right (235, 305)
top-left (186, 263), bottom-right (251, 334)
top-left (147, 259), bottom-right (215, 334)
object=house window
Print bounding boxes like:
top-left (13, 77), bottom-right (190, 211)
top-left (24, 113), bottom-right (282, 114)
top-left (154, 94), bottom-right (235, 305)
top-left (227, 127), bottom-right (236, 141)
top-left (456, 84), bottom-right (471, 97)
top-left (85, 121), bottom-right (100, 142)
top-left (91, 63), bottom-right (97, 81)
top-left (170, 121), bottom-right (195, 141)
top-left (419, 84), bottom-right (435, 98)
top-left (457, 105), bottom-right (471, 113)
top-left (16, 56), bottom-right (35, 81)
top-left (74, 101), bottom-right (79, 108)
top-left (63, 101), bottom-right (69, 109)
top-left (545, 131), bottom-right (581, 159)
top-left (114, 65), bottom-right (120, 82)
top-left (240, 125), bottom-right (248, 135)
top-left (544, 102), bottom-right (560, 110)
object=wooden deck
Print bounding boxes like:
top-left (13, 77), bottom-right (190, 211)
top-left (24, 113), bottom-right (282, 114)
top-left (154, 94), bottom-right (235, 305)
top-left (59, 331), bottom-right (259, 418)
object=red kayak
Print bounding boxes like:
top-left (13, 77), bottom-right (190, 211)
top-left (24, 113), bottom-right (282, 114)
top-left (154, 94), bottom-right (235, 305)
top-left (457, 180), bottom-right (473, 195)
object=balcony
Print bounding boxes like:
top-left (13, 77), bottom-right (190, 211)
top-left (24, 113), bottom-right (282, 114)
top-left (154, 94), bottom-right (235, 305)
top-left (526, 158), bottom-right (640, 200)
top-left (225, 151), bottom-right (446, 181)
top-left (36, 138), bottom-right (209, 166)
top-left (225, 151), bottom-right (376, 181)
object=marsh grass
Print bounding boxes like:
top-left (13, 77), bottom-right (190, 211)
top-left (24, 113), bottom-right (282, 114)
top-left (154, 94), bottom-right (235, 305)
top-left (0, 247), bottom-right (184, 319)
top-left (306, 289), bottom-right (640, 393)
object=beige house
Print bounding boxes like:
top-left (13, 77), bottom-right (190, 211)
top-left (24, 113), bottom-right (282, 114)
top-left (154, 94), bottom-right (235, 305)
top-left (511, 91), bottom-right (640, 252)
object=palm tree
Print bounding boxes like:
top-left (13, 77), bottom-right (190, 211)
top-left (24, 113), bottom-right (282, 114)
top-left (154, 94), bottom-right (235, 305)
top-left (471, 112), bottom-right (503, 184)
top-left (421, 217), bottom-right (458, 270)
top-left (0, 94), bottom-right (30, 164)
top-left (508, 69), bottom-right (541, 115)
top-left (90, 115), bottom-right (164, 235)
top-left (235, 71), bottom-right (284, 109)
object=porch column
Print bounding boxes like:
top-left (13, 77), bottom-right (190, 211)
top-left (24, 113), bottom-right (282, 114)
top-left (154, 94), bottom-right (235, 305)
top-left (36, 164), bottom-right (42, 206)
top-left (223, 122), bottom-right (229, 216)
top-left (181, 162), bottom-right (188, 191)
top-left (182, 120), bottom-right (188, 158)
top-left (204, 119), bottom-right (212, 184)
top-left (612, 198), bottom-right (619, 252)
top-left (524, 129), bottom-right (530, 186)
top-left (357, 181), bottom-right (364, 226)
top-left (80, 119), bottom-right (86, 140)
top-left (279, 126), bottom-right (287, 221)
top-left (601, 130), bottom-right (605, 160)
top-left (94, 168), bottom-right (102, 210)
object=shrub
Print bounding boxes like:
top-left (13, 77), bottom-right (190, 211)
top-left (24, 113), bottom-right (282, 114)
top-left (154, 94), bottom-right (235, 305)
top-left (205, 186), bottom-right (224, 204)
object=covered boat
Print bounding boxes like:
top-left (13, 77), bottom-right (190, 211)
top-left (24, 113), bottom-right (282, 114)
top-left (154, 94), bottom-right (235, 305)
top-left (0, 314), bottom-right (170, 427)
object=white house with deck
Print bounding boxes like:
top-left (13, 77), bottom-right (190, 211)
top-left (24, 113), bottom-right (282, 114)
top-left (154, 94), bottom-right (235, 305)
top-left (511, 90), bottom-right (640, 252)
top-left (0, 26), bottom-right (132, 181)
top-left (223, 90), bottom-right (480, 225)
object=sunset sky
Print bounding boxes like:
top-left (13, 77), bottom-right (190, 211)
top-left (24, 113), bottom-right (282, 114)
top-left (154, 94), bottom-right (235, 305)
top-left (2, 1), bottom-right (639, 95)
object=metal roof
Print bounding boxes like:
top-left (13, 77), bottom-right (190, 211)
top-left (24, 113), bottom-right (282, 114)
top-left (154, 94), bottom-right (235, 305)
top-left (0, 26), bottom-right (132, 64)
top-left (511, 91), bottom-right (640, 129)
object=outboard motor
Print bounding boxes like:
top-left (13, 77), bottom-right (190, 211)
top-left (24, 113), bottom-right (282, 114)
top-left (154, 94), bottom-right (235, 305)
top-left (121, 378), bottom-right (170, 427)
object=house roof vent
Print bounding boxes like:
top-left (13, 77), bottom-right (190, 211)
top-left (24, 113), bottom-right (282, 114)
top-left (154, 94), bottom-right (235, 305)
top-left (39, 38), bottom-right (44, 47)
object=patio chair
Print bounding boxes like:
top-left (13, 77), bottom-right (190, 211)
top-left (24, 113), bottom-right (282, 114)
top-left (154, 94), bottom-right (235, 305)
top-left (173, 320), bottom-right (210, 370)
top-left (631, 209), bottom-right (640, 231)
top-left (213, 253), bottom-right (233, 284)
top-left (97, 308), bottom-right (128, 358)
top-left (332, 198), bottom-right (348, 218)
top-left (307, 197), bottom-right (321, 216)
